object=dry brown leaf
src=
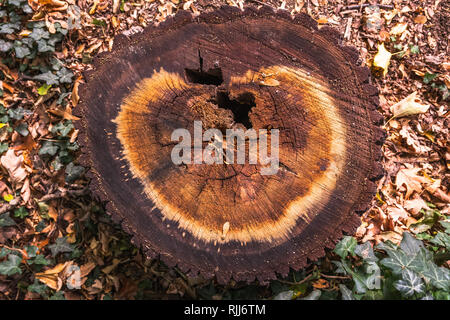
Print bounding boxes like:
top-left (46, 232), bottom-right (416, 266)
top-left (101, 258), bottom-right (120, 274)
top-left (395, 167), bottom-right (431, 199)
top-left (47, 106), bottom-right (80, 121)
top-left (71, 77), bottom-right (82, 107)
top-left (404, 197), bottom-right (430, 217)
top-left (80, 262), bottom-right (96, 278)
top-left (20, 178), bottom-right (31, 203)
top-left (35, 261), bottom-right (71, 291)
top-left (414, 15), bottom-right (427, 24)
top-left (390, 92), bottom-right (430, 118)
top-left (375, 231), bottom-right (403, 244)
top-left (399, 126), bottom-right (432, 154)
top-left (390, 22), bottom-right (408, 36)
top-left (387, 205), bottom-right (409, 222)
top-left (1, 149), bottom-right (27, 182)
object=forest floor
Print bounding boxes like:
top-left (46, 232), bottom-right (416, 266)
top-left (0, 0), bottom-right (448, 300)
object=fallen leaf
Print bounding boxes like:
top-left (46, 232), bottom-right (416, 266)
top-left (387, 205), bottom-right (409, 222)
top-left (396, 167), bottom-right (431, 199)
top-left (1, 149), bottom-right (27, 182)
top-left (35, 261), bottom-right (71, 291)
top-left (414, 15), bottom-right (427, 24)
top-left (390, 92), bottom-right (430, 118)
top-left (404, 197), bottom-right (430, 218)
top-left (390, 22), bottom-right (408, 36)
top-left (373, 43), bottom-right (392, 77)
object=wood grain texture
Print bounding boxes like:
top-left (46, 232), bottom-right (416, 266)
top-left (76, 6), bottom-right (385, 283)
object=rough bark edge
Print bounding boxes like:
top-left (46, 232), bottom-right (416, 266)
top-left (74, 5), bottom-right (386, 284)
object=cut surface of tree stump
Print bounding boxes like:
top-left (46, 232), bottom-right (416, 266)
top-left (77, 6), bottom-right (385, 283)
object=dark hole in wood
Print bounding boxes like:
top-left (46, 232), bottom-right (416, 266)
top-left (216, 91), bottom-right (255, 129)
top-left (185, 67), bottom-right (224, 86)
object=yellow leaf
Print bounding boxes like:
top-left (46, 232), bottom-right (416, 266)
top-left (36, 262), bottom-right (69, 276)
top-left (19, 30), bottom-right (32, 37)
top-left (35, 261), bottom-right (70, 291)
top-left (89, 0), bottom-right (99, 15)
top-left (390, 91), bottom-right (430, 118)
top-left (35, 274), bottom-right (60, 290)
top-left (3, 194), bottom-right (13, 202)
top-left (0, 123), bottom-right (7, 129)
top-left (373, 43), bottom-right (392, 77)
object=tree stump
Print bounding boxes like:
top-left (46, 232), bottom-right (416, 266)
top-left (77, 6), bottom-right (385, 283)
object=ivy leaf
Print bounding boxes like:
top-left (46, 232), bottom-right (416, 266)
top-left (36, 39), bottom-right (54, 53)
top-left (0, 212), bottom-right (15, 227)
top-left (394, 269), bottom-right (425, 297)
top-left (24, 245), bottom-right (38, 258)
top-left (65, 162), bottom-right (84, 183)
top-left (14, 45), bottom-right (31, 59)
top-left (431, 232), bottom-right (450, 250)
top-left (355, 242), bottom-right (378, 262)
top-left (29, 27), bottom-right (50, 41)
top-left (28, 279), bottom-right (48, 296)
top-left (335, 260), bottom-right (379, 294)
top-left (51, 120), bottom-right (74, 137)
top-left (0, 254), bottom-right (22, 276)
top-left (334, 236), bottom-right (357, 259)
top-left (56, 67), bottom-right (74, 84)
top-left (439, 219), bottom-right (450, 234)
top-left (14, 123), bottom-right (29, 136)
top-left (400, 232), bottom-right (425, 255)
top-left (423, 72), bottom-right (438, 84)
top-left (273, 290), bottom-right (294, 300)
top-left (422, 263), bottom-right (450, 291)
top-left (300, 290), bottom-right (321, 300)
top-left (8, 0), bottom-right (25, 7)
top-left (30, 254), bottom-right (50, 266)
top-left (0, 142), bottom-right (8, 154)
top-left (433, 290), bottom-right (450, 300)
top-left (14, 206), bottom-right (28, 218)
top-left (380, 250), bottom-right (422, 275)
top-left (39, 141), bottom-right (59, 156)
top-left (8, 107), bottom-right (30, 120)
top-left (48, 237), bottom-right (74, 256)
top-left (0, 248), bottom-right (11, 258)
top-left (0, 23), bottom-right (20, 34)
top-left (49, 291), bottom-right (65, 300)
top-left (0, 39), bottom-right (12, 52)
top-left (34, 71), bottom-right (59, 86)
top-left (339, 284), bottom-right (354, 300)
